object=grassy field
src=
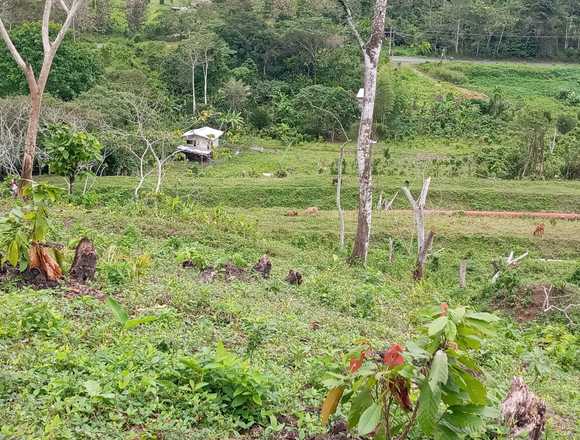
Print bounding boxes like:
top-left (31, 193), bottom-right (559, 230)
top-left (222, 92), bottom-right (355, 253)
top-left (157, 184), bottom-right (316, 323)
top-left (1, 160), bottom-right (579, 439)
top-left (420, 62), bottom-right (580, 114)
top-left (2, 58), bottom-right (580, 439)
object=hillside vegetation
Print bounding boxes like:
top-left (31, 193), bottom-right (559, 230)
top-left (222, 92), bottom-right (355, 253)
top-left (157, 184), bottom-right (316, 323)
top-left (0, 1), bottom-right (579, 440)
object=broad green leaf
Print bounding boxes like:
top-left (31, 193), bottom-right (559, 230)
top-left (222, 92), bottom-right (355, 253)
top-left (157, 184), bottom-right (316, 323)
top-left (429, 350), bottom-right (449, 390)
top-left (321, 387), bottom-right (344, 425)
top-left (7, 240), bottom-right (19, 267)
top-left (428, 316), bottom-right (448, 337)
top-left (442, 411), bottom-right (484, 434)
top-left (465, 312), bottom-right (500, 323)
top-left (445, 320), bottom-right (457, 341)
top-left (465, 319), bottom-right (497, 337)
top-left (357, 402), bottom-right (381, 436)
top-left (124, 315), bottom-right (158, 329)
top-left (448, 306), bottom-right (466, 323)
top-left (406, 340), bottom-right (430, 360)
top-left (460, 371), bottom-right (487, 405)
top-left (417, 379), bottom-right (440, 435)
top-left (434, 424), bottom-right (461, 440)
top-left (83, 380), bottom-right (102, 397)
top-left (348, 386), bottom-right (373, 429)
top-left (106, 297), bottom-right (128, 325)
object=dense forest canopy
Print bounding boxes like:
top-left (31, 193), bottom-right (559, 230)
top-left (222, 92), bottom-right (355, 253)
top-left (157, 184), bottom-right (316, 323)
top-left (0, 0), bottom-right (579, 181)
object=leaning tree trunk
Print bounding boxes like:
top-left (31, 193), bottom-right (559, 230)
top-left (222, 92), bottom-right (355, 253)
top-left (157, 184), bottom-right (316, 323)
top-left (341, 0), bottom-right (389, 264)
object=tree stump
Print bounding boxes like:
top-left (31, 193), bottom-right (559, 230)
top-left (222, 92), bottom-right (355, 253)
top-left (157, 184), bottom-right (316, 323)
top-left (69, 238), bottom-right (97, 283)
top-left (501, 377), bottom-right (547, 440)
top-left (285, 270), bottom-right (303, 285)
top-left (253, 255), bottom-right (272, 279)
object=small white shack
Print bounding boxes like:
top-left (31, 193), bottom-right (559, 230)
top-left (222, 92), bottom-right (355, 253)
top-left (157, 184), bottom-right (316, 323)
top-left (357, 88), bottom-right (365, 110)
top-left (177, 126), bottom-right (224, 162)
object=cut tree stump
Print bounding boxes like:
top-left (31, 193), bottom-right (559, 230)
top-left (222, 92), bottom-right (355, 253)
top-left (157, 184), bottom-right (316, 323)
top-left (286, 270), bottom-right (303, 285)
top-left (501, 377), bottom-right (547, 440)
top-left (69, 238), bottom-right (97, 283)
top-left (253, 255), bottom-right (272, 279)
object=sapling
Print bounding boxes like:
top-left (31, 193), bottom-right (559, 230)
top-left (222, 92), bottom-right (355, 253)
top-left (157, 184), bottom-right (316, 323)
top-left (321, 304), bottom-right (501, 439)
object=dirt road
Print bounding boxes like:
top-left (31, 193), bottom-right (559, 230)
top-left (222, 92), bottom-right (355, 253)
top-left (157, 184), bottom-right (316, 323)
top-left (391, 209), bottom-right (580, 221)
top-left (391, 55), bottom-right (580, 68)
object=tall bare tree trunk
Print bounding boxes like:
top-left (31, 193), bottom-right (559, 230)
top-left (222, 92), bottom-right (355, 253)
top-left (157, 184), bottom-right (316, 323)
top-left (21, 91), bottom-right (42, 188)
top-left (455, 19), bottom-right (460, 53)
top-left (191, 63), bottom-right (197, 115)
top-left (339, 0), bottom-right (389, 264)
top-left (203, 60), bottom-right (209, 105)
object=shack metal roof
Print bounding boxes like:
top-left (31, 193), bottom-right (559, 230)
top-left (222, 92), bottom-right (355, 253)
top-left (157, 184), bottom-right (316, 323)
top-left (177, 145), bottom-right (211, 156)
top-left (182, 127), bottom-right (224, 140)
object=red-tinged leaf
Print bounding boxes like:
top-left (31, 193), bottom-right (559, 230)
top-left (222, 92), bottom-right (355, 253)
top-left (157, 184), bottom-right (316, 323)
top-left (349, 351), bottom-right (366, 373)
top-left (389, 376), bottom-right (413, 412)
top-left (383, 343), bottom-right (405, 367)
top-left (321, 387), bottom-right (344, 425)
top-left (440, 303), bottom-right (449, 316)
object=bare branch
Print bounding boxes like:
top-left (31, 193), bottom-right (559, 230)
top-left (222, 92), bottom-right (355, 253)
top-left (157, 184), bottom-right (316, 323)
top-left (542, 286), bottom-right (578, 326)
top-left (0, 17), bottom-right (28, 73)
top-left (42, 0), bottom-right (53, 53)
top-left (418, 177), bottom-right (431, 208)
top-left (337, 0), bottom-right (365, 51)
top-left (51, 0), bottom-right (85, 54)
top-left (58, 0), bottom-right (71, 13)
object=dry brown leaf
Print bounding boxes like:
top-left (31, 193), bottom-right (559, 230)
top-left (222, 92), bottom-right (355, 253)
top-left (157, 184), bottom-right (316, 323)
top-left (320, 387), bottom-right (344, 426)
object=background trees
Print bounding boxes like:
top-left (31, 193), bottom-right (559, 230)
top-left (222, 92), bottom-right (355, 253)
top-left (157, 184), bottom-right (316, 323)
top-left (0, 23), bottom-right (102, 100)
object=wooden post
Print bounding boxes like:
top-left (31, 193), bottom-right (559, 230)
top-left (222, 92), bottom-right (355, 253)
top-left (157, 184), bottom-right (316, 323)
top-left (459, 260), bottom-right (467, 288)
top-left (388, 237), bottom-right (395, 264)
top-left (337, 144), bottom-right (345, 249)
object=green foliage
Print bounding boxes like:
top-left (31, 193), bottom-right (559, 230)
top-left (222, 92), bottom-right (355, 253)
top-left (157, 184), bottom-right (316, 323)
top-left (290, 85), bottom-right (358, 140)
top-left (416, 41), bottom-right (433, 56)
top-left (320, 305), bottom-right (500, 438)
top-left (488, 268), bottom-right (522, 306)
top-left (0, 22), bottom-right (102, 100)
top-left (0, 182), bottom-right (61, 270)
top-left (180, 342), bottom-right (273, 427)
top-left (423, 63), bottom-right (468, 85)
top-left (43, 124), bottom-right (102, 193)
top-left (106, 296), bottom-right (158, 330)
top-left (556, 88), bottom-right (580, 106)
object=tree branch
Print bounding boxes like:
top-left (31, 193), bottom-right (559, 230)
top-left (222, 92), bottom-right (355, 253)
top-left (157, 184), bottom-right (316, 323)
top-left (42, 0), bottom-right (53, 53)
top-left (0, 17), bottom-right (28, 73)
top-left (337, 0), bottom-right (366, 51)
top-left (58, 0), bottom-right (71, 13)
top-left (51, 0), bottom-right (85, 53)
top-left (418, 177), bottom-right (431, 208)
